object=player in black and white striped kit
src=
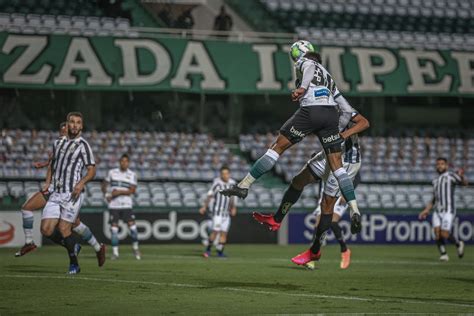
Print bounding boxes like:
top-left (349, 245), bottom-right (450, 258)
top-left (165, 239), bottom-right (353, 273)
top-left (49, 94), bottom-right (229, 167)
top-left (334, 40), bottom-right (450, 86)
top-left (40, 112), bottom-right (96, 274)
top-left (199, 166), bottom-right (237, 258)
top-left (419, 157), bottom-right (468, 261)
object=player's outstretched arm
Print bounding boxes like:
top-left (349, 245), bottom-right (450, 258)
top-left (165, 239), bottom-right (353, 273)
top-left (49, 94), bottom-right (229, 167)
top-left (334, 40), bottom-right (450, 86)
top-left (419, 201), bottom-right (433, 220)
top-left (456, 168), bottom-right (469, 186)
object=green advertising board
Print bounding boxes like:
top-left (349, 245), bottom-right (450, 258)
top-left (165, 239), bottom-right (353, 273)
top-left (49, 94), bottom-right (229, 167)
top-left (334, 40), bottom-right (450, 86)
top-left (0, 33), bottom-right (473, 96)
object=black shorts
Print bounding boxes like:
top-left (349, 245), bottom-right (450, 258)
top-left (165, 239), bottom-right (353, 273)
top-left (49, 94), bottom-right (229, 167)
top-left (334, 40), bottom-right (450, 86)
top-left (109, 209), bottom-right (136, 225)
top-left (280, 106), bottom-right (343, 149)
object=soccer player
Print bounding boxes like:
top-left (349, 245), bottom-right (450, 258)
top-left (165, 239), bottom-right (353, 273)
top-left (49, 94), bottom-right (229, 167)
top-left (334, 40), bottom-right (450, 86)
top-left (40, 112), bottom-right (96, 274)
top-left (102, 154), bottom-right (141, 260)
top-left (419, 158), bottom-right (467, 261)
top-left (253, 96), bottom-right (368, 266)
top-left (221, 41), bottom-right (362, 244)
top-left (199, 166), bottom-right (237, 258)
top-left (16, 122), bottom-right (105, 268)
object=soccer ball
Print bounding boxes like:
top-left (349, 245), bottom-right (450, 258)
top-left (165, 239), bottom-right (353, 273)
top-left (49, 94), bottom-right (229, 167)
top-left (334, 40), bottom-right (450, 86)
top-left (290, 40), bottom-right (315, 62)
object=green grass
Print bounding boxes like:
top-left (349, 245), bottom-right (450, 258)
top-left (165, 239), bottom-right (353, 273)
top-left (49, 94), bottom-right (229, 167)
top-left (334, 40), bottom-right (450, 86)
top-left (1, 244), bottom-right (473, 315)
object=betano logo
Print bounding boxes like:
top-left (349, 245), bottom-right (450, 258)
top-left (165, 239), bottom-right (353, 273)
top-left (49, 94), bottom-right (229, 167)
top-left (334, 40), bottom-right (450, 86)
top-left (322, 134), bottom-right (341, 144)
top-left (0, 220), bottom-right (15, 245)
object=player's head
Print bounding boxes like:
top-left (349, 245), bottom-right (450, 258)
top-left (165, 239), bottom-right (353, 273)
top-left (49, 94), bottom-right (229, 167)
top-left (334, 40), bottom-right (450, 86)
top-left (290, 40), bottom-right (316, 62)
top-left (59, 121), bottom-right (67, 137)
top-left (436, 157), bottom-right (448, 174)
top-left (66, 111), bottom-right (83, 138)
top-left (220, 165), bottom-right (230, 182)
top-left (120, 153), bottom-right (130, 171)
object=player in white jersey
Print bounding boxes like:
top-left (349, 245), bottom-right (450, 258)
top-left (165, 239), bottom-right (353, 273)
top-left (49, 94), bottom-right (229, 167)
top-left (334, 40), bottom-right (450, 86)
top-left (102, 154), bottom-right (140, 260)
top-left (199, 166), bottom-right (237, 258)
top-left (253, 96), bottom-right (369, 266)
top-left (15, 122), bottom-right (105, 268)
top-left (222, 41), bottom-right (362, 265)
top-left (419, 158), bottom-right (468, 261)
top-left (40, 112), bottom-right (97, 274)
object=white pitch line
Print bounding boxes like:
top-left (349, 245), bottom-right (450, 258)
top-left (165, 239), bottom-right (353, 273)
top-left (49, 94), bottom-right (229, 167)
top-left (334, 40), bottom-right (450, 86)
top-left (1, 274), bottom-right (473, 309)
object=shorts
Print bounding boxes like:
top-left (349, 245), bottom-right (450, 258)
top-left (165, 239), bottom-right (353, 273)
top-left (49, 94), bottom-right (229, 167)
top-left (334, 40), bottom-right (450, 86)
top-left (211, 215), bottom-right (231, 233)
top-left (432, 212), bottom-right (454, 232)
top-left (279, 106), bottom-right (343, 150)
top-left (307, 151), bottom-right (361, 197)
top-left (109, 208), bottom-right (136, 225)
top-left (313, 196), bottom-right (349, 217)
top-left (41, 192), bottom-right (84, 223)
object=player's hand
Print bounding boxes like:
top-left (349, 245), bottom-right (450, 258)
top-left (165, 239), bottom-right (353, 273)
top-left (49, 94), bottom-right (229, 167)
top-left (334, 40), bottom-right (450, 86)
top-left (199, 207), bottom-right (206, 215)
top-left (231, 208), bottom-right (237, 217)
top-left (33, 162), bottom-right (44, 169)
top-left (339, 132), bottom-right (348, 140)
top-left (105, 194), bottom-right (112, 203)
top-left (41, 182), bottom-right (50, 192)
top-left (457, 168), bottom-right (465, 177)
top-left (291, 87), bottom-right (306, 101)
top-left (418, 211), bottom-right (428, 221)
top-left (71, 182), bottom-right (84, 203)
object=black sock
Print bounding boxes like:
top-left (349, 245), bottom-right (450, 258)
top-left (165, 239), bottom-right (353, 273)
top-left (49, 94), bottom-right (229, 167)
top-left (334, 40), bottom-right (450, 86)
top-left (310, 214), bottom-right (332, 254)
top-left (331, 222), bottom-right (347, 253)
top-left (447, 234), bottom-right (460, 247)
top-left (273, 185), bottom-right (302, 223)
top-left (47, 229), bottom-right (65, 247)
top-left (206, 244), bottom-right (212, 252)
top-left (436, 238), bottom-right (447, 255)
top-left (63, 235), bottom-right (78, 265)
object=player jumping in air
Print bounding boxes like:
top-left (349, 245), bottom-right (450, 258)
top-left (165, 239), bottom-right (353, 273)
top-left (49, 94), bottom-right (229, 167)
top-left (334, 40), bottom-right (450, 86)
top-left (15, 121), bottom-right (105, 268)
top-left (253, 93), bottom-right (369, 266)
top-left (40, 112), bottom-right (97, 274)
top-left (221, 41), bottom-right (363, 248)
top-left (102, 154), bottom-right (141, 260)
top-left (419, 158), bottom-right (467, 261)
top-left (199, 166), bottom-right (237, 258)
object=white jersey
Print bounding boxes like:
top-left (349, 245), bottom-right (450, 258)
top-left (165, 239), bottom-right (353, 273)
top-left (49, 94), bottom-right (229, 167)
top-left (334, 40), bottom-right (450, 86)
top-left (295, 57), bottom-right (341, 107)
top-left (105, 168), bottom-right (137, 210)
top-left (337, 96), bottom-right (361, 163)
top-left (207, 177), bottom-right (236, 217)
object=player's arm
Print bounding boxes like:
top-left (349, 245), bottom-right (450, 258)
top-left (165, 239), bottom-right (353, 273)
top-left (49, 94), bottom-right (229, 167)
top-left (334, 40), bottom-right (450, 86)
top-left (292, 61), bottom-right (315, 101)
top-left (111, 185), bottom-right (136, 197)
top-left (455, 169), bottom-right (468, 186)
top-left (71, 165), bottom-right (96, 201)
top-left (230, 197), bottom-right (237, 217)
top-left (199, 181), bottom-right (217, 215)
top-left (42, 162), bottom-right (53, 192)
top-left (419, 195), bottom-right (434, 220)
top-left (33, 152), bottom-right (53, 169)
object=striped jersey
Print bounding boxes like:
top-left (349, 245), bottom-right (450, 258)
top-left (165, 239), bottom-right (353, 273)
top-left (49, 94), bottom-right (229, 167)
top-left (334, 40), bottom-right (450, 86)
top-left (207, 177), bottom-right (236, 216)
top-left (337, 96), bottom-right (361, 164)
top-left (50, 135), bottom-right (95, 193)
top-left (105, 168), bottom-right (137, 209)
top-left (295, 57), bottom-right (341, 107)
top-left (432, 171), bottom-right (462, 214)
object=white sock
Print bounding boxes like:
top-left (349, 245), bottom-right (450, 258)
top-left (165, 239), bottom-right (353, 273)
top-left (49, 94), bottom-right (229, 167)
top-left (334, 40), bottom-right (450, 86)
top-left (73, 222), bottom-right (101, 252)
top-left (348, 200), bottom-right (360, 216)
top-left (21, 210), bottom-right (34, 244)
top-left (238, 173), bottom-right (256, 189)
top-left (132, 242), bottom-right (139, 251)
top-left (113, 246), bottom-right (119, 256)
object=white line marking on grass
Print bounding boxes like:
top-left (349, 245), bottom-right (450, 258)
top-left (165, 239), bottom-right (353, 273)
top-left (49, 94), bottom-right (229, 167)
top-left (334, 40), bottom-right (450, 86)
top-left (1, 274), bottom-right (473, 309)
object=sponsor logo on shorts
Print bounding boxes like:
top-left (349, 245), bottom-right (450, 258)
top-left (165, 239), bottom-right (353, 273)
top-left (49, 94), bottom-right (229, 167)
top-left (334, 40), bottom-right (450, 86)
top-left (322, 134), bottom-right (341, 144)
top-left (290, 126), bottom-right (305, 138)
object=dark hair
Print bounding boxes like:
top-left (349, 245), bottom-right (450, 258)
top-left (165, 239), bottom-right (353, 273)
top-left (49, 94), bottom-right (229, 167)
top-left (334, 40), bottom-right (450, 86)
top-left (120, 153), bottom-right (130, 160)
top-left (436, 157), bottom-right (448, 163)
top-left (220, 165), bottom-right (230, 172)
top-left (67, 112), bottom-right (83, 121)
top-left (304, 51), bottom-right (322, 63)
top-left (59, 121), bottom-right (67, 129)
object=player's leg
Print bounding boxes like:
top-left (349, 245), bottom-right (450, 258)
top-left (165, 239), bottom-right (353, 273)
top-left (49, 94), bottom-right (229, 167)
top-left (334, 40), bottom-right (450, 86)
top-left (432, 212), bottom-right (448, 260)
top-left (331, 199), bottom-right (352, 269)
top-left (40, 199), bottom-right (65, 247)
top-left (222, 108), bottom-right (311, 199)
top-left (204, 231), bottom-right (218, 257)
top-left (254, 163), bottom-right (320, 230)
top-left (109, 209), bottom-right (120, 259)
top-left (443, 214), bottom-right (464, 258)
top-left (15, 192), bottom-right (47, 256)
top-left (58, 219), bottom-right (80, 273)
top-left (127, 211), bottom-right (141, 260)
top-left (216, 232), bottom-right (227, 257)
top-left (202, 219), bottom-right (212, 247)
top-left (292, 194), bottom-right (337, 265)
top-left (72, 218), bottom-right (106, 266)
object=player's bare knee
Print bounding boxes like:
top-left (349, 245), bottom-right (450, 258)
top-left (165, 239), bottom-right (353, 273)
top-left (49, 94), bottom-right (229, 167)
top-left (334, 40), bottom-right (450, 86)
top-left (58, 222), bottom-right (72, 237)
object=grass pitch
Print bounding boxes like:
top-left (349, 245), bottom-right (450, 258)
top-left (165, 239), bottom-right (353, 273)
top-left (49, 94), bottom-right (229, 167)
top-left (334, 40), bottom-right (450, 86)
top-left (1, 244), bottom-right (473, 315)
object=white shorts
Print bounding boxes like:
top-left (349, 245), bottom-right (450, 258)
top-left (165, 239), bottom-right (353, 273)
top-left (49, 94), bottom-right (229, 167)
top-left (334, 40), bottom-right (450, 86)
top-left (432, 212), bottom-right (454, 232)
top-left (312, 196), bottom-right (349, 217)
top-left (41, 192), bottom-right (84, 223)
top-left (211, 215), bottom-right (231, 233)
top-left (307, 151), bottom-right (361, 197)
